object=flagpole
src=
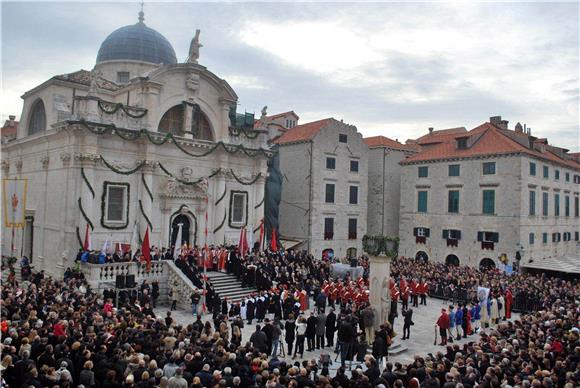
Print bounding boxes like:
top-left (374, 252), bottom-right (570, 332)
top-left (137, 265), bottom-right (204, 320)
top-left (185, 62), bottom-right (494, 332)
top-left (203, 194), bottom-right (209, 315)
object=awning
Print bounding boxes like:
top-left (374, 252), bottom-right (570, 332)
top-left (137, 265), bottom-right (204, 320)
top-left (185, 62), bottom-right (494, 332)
top-left (521, 252), bottom-right (580, 274)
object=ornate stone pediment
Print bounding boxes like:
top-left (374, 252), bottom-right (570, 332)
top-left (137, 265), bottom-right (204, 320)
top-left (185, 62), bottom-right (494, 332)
top-left (161, 178), bottom-right (208, 200)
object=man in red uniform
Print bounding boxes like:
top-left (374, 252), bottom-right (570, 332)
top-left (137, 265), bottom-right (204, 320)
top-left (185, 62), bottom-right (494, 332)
top-left (400, 278), bottom-right (410, 310)
top-left (505, 288), bottom-right (513, 319)
top-left (410, 279), bottom-right (419, 307)
top-left (419, 279), bottom-right (428, 305)
top-left (436, 308), bottom-right (450, 345)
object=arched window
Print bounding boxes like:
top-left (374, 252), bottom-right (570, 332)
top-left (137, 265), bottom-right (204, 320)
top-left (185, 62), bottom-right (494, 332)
top-left (159, 103), bottom-right (214, 140)
top-left (28, 99), bottom-right (46, 135)
top-left (159, 105), bottom-right (184, 136)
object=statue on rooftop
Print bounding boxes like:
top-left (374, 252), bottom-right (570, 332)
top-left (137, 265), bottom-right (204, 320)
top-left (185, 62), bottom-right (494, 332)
top-left (187, 29), bottom-right (203, 64)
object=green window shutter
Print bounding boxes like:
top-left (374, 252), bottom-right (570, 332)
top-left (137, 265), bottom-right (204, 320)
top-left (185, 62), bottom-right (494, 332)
top-left (482, 190), bottom-right (495, 214)
top-left (417, 191), bottom-right (428, 213)
top-left (554, 194), bottom-right (560, 217)
top-left (448, 190), bottom-right (459, 213)
top-left (529, 191), bottom-right (535, 215)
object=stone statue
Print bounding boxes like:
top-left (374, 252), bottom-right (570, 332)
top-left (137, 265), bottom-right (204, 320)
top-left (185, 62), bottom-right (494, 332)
top-left (187, 29), bottom-right (203, 64)
top-left (88, 69), bottom-right (102, 95)
top-left (261, 106), bottom-right (268, 118)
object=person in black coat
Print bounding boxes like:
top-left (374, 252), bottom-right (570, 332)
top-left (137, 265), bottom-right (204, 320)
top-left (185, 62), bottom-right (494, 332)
top-left (325, 308), bottom-right (337, 347)
top-left (285, 313), bottom-right (296, 356)
top-left (221, 298), bottom-right (229, 316)
top-left (402, 307), bottom-right (414, 340)
top-left (255, 297), bottom-right (266, 323)
top-left (246, 298), bottom-right (255, 324)
top-left (306, 313), bottom-right (318, 351)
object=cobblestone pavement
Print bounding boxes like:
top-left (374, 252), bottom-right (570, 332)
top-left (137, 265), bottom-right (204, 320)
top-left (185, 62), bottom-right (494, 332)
top-left (155, 297), bottom-right (518, 371)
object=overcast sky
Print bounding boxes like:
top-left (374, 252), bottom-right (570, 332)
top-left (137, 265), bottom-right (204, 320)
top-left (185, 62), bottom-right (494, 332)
top-left (2, 1), bottom-right (578, 149)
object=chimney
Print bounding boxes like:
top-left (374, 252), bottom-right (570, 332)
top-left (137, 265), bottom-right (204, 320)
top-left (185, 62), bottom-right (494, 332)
top-left (8, 115), bottom-right (15, 126)
top-left (499, 120), bottom-right (509, 130)
top-left (490, 116), bottom-right (508, 129)
top-left (515, 122), bottom-right (523, 133)
top-left (428, 127), bottom-right (434, 134)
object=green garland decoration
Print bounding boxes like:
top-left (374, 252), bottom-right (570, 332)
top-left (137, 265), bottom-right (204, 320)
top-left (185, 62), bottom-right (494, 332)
top-left (100, 182), bottom-right (130, 230)
top-left (230, 170), bottom-right (262, 186)
top-left (100, 156), bottom-right (145, 175)
top-left (81, 168), bottom-right (95, 199)
top-left (139, 200), bottom-right (153, 231)
top-left (75, 226), bottom-right (84, 249)
top-left (71, 119), bottom-right (274, 159)
top-left (78, 197), bottom-right (94, 230)
top-left (362, 235), bottom-right (399, 257)
top-left (97, 100), bottom-right (148, 119)
top-left (141, 174), bottom-right (153, 202)
top-left (254, 197), bottom-right (264, 209)
top-left (229, 126), bottom-right (261, 139)
top-left (157, 163), bottom-right (220, 185)
top-left (213, 211), bottom-right (227, 234)
top-left (215, 186), bottom-right (227, 206)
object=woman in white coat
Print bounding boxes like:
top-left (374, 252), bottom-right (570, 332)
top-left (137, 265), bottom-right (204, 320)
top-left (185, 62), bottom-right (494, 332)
top-left (490, 296), bottom-right (499, 325)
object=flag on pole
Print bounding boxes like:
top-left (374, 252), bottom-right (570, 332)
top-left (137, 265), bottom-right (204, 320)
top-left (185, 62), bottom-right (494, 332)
top-left (271, 228), bottom-right (277, 252)
top-left (248, 223), bottom-right (254, 253)
top-left (238, 227), bottom-right (245, 254)
top-left (130, 221), bottom-right (139, 255)
top-left (83, 224), bottom-right (92, 251)
top-left (142, 226), bottom-right (151, 272)
top-left (101, 238), bottom-right (111, 255)
top-left (259, 219), bottom-right (265, 251)
top-left (173, 223), bottom-right (183, 260)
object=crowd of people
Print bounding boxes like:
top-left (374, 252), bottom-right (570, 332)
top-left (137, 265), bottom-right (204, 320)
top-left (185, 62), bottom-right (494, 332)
top-left (1, 248), bottom-right (578, 388)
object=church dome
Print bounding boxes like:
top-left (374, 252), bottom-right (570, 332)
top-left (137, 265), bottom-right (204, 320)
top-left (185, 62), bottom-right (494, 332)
top-left (96, 12), bottom-right (177, 65)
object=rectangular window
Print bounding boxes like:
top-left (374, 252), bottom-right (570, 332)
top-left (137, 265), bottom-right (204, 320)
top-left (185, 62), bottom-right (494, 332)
top-left (482, 190), bottom-right (495, 214)
top-left (326, 157), bottom-right (336, 169)
top-left (477, 231), bottom-right (499, 242)
top-left (542, 192), bottom-right (549, 216)
top-left (325, 184), bottom-right (335, 203)
top-left (414, 227), bottom-right (430, 237)
top-left (448, 164), bottom-right (460, 177)
top-left (350, 160), bottom-right (359, 172)
top-left (575, 196), bottom-right (579, 217)
top-left (105, 185), bottom-right (127, 223)
top-left (529, 162), bottom-right (536, 176)
top-left (116, 71), bottom-right (130, 83)
top-left (349, 186), bottom-right (358, 205)
top-left (443, 229), bottom-right (462, 240)
top-left (417, 191), bottom-right (428, 213)
top-left (543, 165), bottom-right (549, 178)
top-left (348, 218), bottom-right (357, 239)
top-left (418, 166), bottom-right (429, 178)
top-left (231, 192), bottom-right (247, 224)
top-left (575, 231), bottom-right (579, 241)
top-left (565, 172), bottom-right (570, 182)
top-left (554, 194), bottom-right (560, 216)
top-left (555, 169), bottom-right (560, 180)
top-left (339, 134), bottom-right (348, 143)
top-left (542, 233), bottom-right (548, 244)
top-left (565, 195), bottom-right (570, 216)
top-left (448, 190), bottom-right (460, 213)
top-left (324, 218), bottom-right (334, 240)
top-left (482, 162), bottom-right (496, 175)
top-left (529, 233), bottom-right (534, 245)
top-left (457, 138), bottom-right (468, 149)
top-left (529, 191), bottom-right (536, 216)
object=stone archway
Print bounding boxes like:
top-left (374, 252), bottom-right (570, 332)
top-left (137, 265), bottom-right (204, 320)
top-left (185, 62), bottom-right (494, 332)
top-left (479, 258), bottom-right (496, 271)
top-left (169, 206), bottom-right (198, 247)
top-left (445, 254), bottom-right (460, 267)
top-left (415, 251), bottom-right (429, 263)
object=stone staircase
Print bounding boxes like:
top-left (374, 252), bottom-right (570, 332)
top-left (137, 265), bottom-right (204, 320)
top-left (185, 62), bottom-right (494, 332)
top-left (206, 271), bottom-right (257, 304)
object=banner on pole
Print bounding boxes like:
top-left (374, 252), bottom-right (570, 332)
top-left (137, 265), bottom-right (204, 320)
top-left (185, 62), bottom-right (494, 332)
top-left (3, 178), bottom-right (28, 228)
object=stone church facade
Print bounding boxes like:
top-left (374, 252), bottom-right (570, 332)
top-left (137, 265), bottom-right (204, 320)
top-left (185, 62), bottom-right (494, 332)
top-left (1, 12), bottom-right (271, 276)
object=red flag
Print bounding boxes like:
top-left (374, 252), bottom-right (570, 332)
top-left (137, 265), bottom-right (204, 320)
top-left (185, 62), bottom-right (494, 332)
top-left (83, 224), bottom-right (91, 251)
top-left (238, 228), bottom-right (245, 254)
top-left (142, 226), bottom-right (151, 272)
top-left (271, 228), bottom-right (277, 252)
top-left (242, 227), bottom-right (249, 256)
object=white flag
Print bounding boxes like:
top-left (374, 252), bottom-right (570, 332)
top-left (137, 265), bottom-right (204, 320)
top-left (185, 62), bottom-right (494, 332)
top-left (173, 223), bottom-right (183, 260)
top-left (248, 223), bottom-right (254, 253)
top-left (130, 221), bottom-right (139, 254)
top-left (101, 238), bottom-right (111, 255)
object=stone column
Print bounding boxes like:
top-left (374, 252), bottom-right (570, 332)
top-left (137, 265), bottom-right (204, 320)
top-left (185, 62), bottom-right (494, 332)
top-left (140, 160), bottom-right (157, 241)
top-left (369, 254), bottom-right (391, 329)
top-left (211, 170), bottom-right (228, 245)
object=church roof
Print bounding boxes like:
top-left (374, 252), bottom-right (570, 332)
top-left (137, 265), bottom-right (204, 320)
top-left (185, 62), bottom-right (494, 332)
top-left (96, 13), bottom-right (177, 65)
top-left (52, 70), bottom-right (121, 91)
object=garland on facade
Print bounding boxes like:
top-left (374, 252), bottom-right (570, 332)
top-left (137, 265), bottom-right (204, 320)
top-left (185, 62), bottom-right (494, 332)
top-left (75, 227), bottom-right (86, 249)
top-left (230, 170), bottom-right (262, 186)
top-left (97, 100), bottom-right (148, 119)
top-left (215, 186), bottom-right (227, 206)
top-left (157, 163), bottom-right (222, 186)
top-left (100, 156), bottom-right (145, 175)
top-left (213, 211), bottom-right (227, 234)
top-left (254, 197), bottom-right (264, 209)
top-left (81, 168), bottom-right (95, 199)
top-left (71, 119), bottom-right (274, 159)
top-left (100, 182), bottom-right (130, 230)
top-left (229, 126), bottom-right (261, 139)
top-left (78, 197), bottom-right (94, 230)
top-left (141, 174), bottom-right (153, 202)
top-left (362, 235), bottom-right (399, 257)
top-left (139, 200), bottom-right (153, 231)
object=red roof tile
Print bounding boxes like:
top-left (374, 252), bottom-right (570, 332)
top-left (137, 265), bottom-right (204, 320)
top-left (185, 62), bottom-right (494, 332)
top-left (264, 111), bottom-right (299, 120)
top-left (415, 127), bottom-right (467, 145)
top-left (273, 118), bottom-right (333, 145)
top-left (402, 122), bottom-right (580, 170)
top-left (364, 135), bottom-right (418, 152)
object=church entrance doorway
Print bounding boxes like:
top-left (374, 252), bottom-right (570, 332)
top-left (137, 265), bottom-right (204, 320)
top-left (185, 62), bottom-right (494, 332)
top-left (169, 206), bottom-right (197, 248)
